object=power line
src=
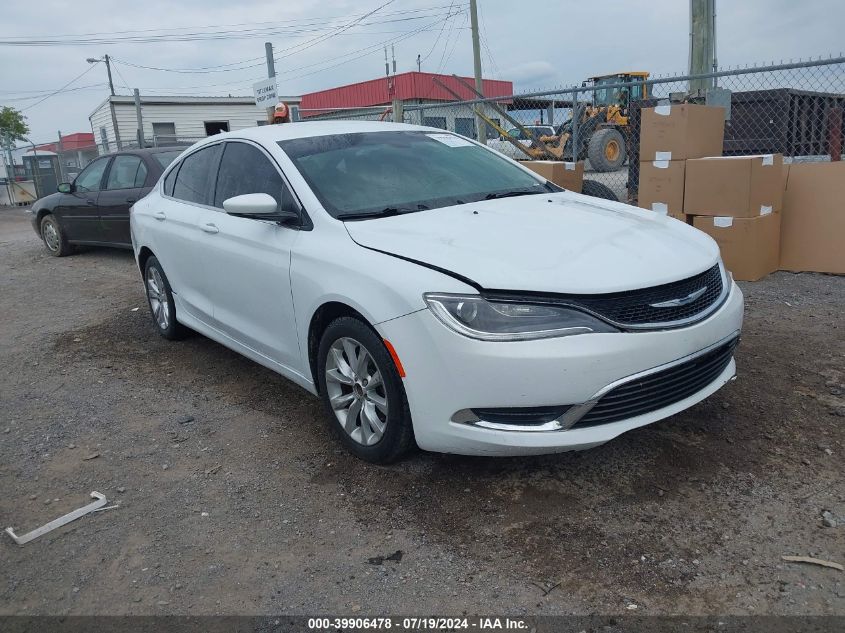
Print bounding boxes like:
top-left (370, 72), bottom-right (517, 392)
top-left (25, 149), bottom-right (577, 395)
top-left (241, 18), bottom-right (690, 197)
top-left (0, 83), bottom-right (108, 98)
top-left (0, 3), bottom-right (470, 47)
top-left (7, 4), bottom-right (461, 41)
top-left (22, 64), bottom-right (99, 111)
top-left (134, 10), bottom-right (464, 94)
top-left (419, 0), bottom-right (454, 67)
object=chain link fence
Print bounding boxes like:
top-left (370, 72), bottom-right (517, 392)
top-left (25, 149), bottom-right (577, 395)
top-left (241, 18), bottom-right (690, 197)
top-left (304, 56), bottom-right (845, 203)
top-left (7, 56), bottom-right (843, 205)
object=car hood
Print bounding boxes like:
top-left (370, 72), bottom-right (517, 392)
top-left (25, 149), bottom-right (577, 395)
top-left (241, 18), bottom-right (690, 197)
top-left (344, 191), bottom-right (720, 294)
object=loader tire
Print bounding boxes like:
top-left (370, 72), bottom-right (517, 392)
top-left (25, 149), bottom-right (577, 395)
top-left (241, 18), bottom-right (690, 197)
top-left (580, 179), bottom-right (619, 202)
top-left (587, 128), bottom-right (626, 172)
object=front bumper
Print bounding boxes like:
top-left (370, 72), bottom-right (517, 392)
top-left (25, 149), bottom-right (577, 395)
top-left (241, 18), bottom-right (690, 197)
top-left (377, 281), bottom-right (744, 456)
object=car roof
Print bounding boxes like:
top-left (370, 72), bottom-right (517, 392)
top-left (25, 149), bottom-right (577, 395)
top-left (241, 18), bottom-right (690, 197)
top-left (195, 121), bottom-right (436, 146)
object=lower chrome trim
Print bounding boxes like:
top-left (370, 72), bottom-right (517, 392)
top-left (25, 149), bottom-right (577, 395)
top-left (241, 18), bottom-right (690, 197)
top-left (453, 330), bottom-right (741, 432)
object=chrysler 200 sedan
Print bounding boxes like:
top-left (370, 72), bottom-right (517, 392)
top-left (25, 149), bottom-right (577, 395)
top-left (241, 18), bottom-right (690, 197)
top-left (130, 122), bottom-right (743, 463)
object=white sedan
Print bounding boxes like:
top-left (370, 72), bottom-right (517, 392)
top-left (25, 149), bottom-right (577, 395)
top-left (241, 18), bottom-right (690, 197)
top-left (130, 121), bottom-right (743, 463)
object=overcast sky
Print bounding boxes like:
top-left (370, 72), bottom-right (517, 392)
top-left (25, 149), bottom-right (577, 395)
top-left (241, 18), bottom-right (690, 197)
top-left (2, 0), bottom-right (842, 143)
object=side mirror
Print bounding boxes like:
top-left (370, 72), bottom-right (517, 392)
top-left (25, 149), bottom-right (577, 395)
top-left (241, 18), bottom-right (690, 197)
top-left (57, 182), bottom-right (73, 194)
top-left (223, 193), bottom-right (299, 224)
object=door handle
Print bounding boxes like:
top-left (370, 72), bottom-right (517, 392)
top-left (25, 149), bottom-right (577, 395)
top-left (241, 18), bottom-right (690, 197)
top-left (86, 199), bottom-right (96, 206)
top-left (201, 223), bottom-right (219, 234)
top-left (126, 198), bottom-right (136, 204)
top-left (153, 211), bottom-right (166, 221)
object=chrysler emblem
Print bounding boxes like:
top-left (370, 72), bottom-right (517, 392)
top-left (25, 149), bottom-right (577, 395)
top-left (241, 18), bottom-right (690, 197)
top-left (650, 286), bottom-right (708, 308)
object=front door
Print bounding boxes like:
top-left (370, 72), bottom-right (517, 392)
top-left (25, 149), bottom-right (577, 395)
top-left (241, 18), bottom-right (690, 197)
top-left (58, 156), bottom-right (110, 242)
top-left (98, 154), bottom-right (149, 245)
top-left (194, 140), bottom-right (302, 370)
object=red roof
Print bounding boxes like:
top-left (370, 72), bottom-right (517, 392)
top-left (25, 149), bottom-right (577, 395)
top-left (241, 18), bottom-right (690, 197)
top-left (300, 72), bottom-right (513, 115)
top-left (35, 132), bottom-right (96, 153)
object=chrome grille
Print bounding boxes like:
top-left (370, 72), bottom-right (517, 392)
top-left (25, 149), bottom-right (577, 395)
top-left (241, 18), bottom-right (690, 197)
top-left (573, 336), bottom-right (739, 428)
top-left (484, 263), bottom-right (725, 329)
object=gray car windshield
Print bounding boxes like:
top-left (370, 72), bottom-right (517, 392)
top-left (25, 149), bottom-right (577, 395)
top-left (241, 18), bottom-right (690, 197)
top-left (278, 131), bottom-right (551, 219)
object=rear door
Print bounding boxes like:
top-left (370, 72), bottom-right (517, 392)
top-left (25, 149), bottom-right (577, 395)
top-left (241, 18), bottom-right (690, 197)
top-left (98, 154), bottom-right (148, 245)
top-left (58, 156), bottom-right (110, 242)
top-left (154, 143), bottom-right (222, 324)
top-left (193, 140), bottom-right (302, 369)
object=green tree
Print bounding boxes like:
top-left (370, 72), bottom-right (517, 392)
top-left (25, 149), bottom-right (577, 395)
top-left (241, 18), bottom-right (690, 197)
top-left (0, 106), bottom-right (30, 144)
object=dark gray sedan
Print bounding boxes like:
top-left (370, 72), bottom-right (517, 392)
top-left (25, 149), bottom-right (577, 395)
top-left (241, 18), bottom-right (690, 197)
top-left (30, 147), bottom-right (183, 256)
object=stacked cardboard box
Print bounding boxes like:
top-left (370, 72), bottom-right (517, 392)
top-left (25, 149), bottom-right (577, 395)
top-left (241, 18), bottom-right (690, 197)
top-left (685, 154), bottom-right (784, 281)
top-left (779, 161), bottom-right (845, 274)
top-left (637, 104), bottom-right (725, 222)
top-left (522, 160), bottom-right (584, 193)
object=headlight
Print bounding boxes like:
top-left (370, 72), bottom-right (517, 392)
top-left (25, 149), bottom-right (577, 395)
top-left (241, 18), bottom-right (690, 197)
top-left (423, 293), bottom-right (618, 341)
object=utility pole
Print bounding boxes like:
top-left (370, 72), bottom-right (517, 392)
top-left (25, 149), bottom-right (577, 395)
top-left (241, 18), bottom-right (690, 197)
top-left (104, 54), bottom-right (115, 96)
top-left (134, 89), bottom-right (144, 148)
top-left (417, 54), bottom-right (421, 72)
top-left (469, 0), bottom-right (485, 143)
top-left (689, 0), bottom-right (716, 93)
top-left (265, 42), bottom-right (276, 123)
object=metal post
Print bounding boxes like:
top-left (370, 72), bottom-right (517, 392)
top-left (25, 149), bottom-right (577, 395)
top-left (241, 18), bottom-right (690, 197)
top-left (265, 42), bottom-right (276, 123)
top-left (109, 97), bottom-right (122, 151)
top-left (570, 88), bottom-right (579, 163)
top-left (829, 106), bottom-right (843, 161)
top-left (104, 54), bottom-right (115, 96)
top-left (2, 135), bottom-right (15, 205)
top-left (134, 88), bottom-right (144, 148)
top-left (57, 131), bottom-right (66, 184)
top-left (689, 0), bottom-right (716, 93)
top-left (469, 0), bottom-right (485, 143)
top-left (392, 99), bottom-right (404, 124)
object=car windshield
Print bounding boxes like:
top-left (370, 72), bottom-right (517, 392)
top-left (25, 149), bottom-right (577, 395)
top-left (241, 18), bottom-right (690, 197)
top-left (152, 150), bottom-right (183, 168)
top-left (278, 130), bottom-right (548, 218)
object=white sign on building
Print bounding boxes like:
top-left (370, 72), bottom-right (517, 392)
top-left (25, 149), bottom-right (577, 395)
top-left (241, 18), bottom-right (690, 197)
top-left (253, 78), bottom-right (279, 108)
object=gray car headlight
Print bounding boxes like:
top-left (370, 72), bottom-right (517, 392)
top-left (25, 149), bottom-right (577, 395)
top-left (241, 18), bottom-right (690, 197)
top-left (423, 293), bottom-right (618, 341)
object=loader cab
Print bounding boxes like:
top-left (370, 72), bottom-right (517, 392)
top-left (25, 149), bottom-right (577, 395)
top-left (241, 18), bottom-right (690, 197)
top-left (587, 72), bottom-right (650, 109)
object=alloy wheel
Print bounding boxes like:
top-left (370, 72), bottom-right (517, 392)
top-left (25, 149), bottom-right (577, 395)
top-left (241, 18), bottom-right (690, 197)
top-left (42, 221), bottom-right (59, 252)
top-left (324, 336), bottom-right (389, 446)
top-left (146, 266), bottom-right (170, 330)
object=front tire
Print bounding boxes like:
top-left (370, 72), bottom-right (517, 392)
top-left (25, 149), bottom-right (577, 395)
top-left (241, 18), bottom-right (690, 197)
top-left (317, 317), bottom-right (414, 463)
top-left (40, 214), bottom-right (72, 257)
top-left (587, 128), bottom-right (626, 172)
top-left (144, 256), bottom-right (187, 340)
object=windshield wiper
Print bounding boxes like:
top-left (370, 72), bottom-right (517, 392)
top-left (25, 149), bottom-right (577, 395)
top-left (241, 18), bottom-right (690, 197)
top-left (337, 204), bottom-right (429, 221)
top-left (484, 189), bottom-right (544, 200)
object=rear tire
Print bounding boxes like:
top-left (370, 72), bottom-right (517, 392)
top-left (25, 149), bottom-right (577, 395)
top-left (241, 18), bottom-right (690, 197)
top-left (587, 128), bottom-right (626, 172)
top-left (40, 214), bottom-right (72, 257)
top-left (143, 256), bottom-right (188, 340)
top-left (317, 316), bottom-right (414, 463)
top-left (581, 179), bottom-right (619, 201)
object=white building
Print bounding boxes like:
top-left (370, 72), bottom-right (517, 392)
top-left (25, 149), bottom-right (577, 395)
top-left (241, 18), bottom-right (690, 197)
top-left (88, 95), bottom-right (302, 153)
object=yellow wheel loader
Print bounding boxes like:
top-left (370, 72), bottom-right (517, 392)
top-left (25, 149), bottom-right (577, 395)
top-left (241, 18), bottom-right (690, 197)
top-left (524, 71), bottom-right (650, 172)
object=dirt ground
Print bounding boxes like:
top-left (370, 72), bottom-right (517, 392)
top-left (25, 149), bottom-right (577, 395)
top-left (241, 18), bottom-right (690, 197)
top-left (1, 206), bottom-right (843, 616)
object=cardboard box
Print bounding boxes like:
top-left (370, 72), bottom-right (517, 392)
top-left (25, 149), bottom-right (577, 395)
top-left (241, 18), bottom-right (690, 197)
top-left (684, 154), bottom-right (784, 217)
top-left (779, 161), bottom-right (845, 274)
top-left (640, 104), bottom-right (725, 161)
top-left (638, 159), bottom-right (685, 216)
top-left (693, 213), bottom-right (781, 281)
top-left (522, 160), bottom-right (584, 193)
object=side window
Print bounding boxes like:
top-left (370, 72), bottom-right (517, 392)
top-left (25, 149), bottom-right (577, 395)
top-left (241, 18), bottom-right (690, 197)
top-left (213, 142), bottom-right (295, 212)
top-left (172, 144), bottom-right (221, 205)
top-left (106, 155), bottom-right (144, 190)
top-left (74, 157), bottom-right (109, 192)
top-left (134, 161), bottom-right (149, 187)
top-left (163, 164), bottom-right (178, 196)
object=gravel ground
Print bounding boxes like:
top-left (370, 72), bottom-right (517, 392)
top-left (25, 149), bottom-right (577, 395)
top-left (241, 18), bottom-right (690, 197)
top-left (1, 206), bottom-right (843, 616)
